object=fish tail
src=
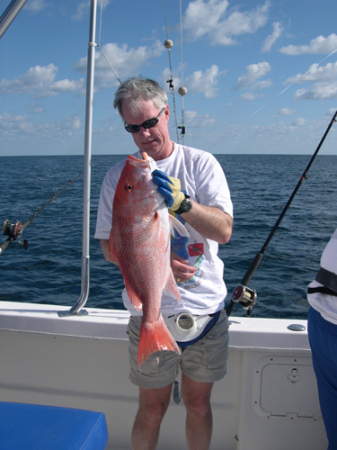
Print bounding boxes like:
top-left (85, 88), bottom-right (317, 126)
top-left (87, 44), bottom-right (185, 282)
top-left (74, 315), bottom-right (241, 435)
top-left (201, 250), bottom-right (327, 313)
top-left (137, 315), bottom-right (180, 367)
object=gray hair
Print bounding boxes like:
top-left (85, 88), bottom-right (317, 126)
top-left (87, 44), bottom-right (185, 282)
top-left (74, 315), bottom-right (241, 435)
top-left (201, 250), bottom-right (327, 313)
top-left (113, 78), bottom-right (168, 119)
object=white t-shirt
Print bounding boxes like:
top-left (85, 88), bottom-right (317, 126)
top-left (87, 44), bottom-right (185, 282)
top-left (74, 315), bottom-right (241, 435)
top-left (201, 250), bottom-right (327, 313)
top-left (307, 228), bottom-right (337, 324)
top-left (95, 142), bottom-right (233, 316)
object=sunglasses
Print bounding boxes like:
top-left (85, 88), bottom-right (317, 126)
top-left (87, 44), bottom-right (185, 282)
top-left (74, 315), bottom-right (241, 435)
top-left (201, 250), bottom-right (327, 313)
top-left (124, 108), bottom-right (165, 133)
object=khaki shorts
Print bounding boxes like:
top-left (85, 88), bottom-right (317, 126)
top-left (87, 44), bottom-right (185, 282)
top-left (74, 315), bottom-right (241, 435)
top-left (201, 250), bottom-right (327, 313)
top-left (128, 309), bottom-right (229, 389)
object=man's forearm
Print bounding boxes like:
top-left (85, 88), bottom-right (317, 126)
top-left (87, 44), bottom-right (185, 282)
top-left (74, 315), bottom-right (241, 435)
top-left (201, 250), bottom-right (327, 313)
top-left (180, 200), bottom-right (233, 244)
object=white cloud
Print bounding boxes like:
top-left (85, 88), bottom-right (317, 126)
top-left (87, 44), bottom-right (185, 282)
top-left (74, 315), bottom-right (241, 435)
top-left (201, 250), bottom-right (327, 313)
top-left (51, 79), bottom-right (85, 94)
top-left (277, 108), bottom-right (295, 116)
top-left (71, 117), bottom-right (81, 129)
top-left (251, 79), bottom-right (273, 90)
top-left (262, 22), bottom-right (283, 52)
top-left (326, 108), bottom-right (337, 117)
top-left (184, 0), bottom-right (270, 46)
top-left (184, 0), bottom-right (230, 41)
top-left (0, 113), bottom-right (34, 137)
top-left (291, 117), bottom-right (306, 126)
top-left (184, 65), bottom-right (223, 98)
top-left (239, 92), bottom-right (263, 100)
top-left (25, 0), bottom-right (48, 12)
top-left (75, 41), bottom-right (164, 87)
top-left (234, 61), bottom-right (271, 90)
top-left (0, 64), bottom-right (84, 98)
top-left (32, 107), bottom-right (45, 114)
top-left (283, 61), bottom-right (337, 100)
top-left (285, 62), bottom-right (337, 84)
top-left (0, 113), bottom-right (83, 141)
top-left (293, 83), bottom-right (337, 100)
top-left (0, 64), bottom-right (57, 95)
top-left (280, 33), bottom-right (337, 55)
top-left (184, 110), bottom-right (216, 127)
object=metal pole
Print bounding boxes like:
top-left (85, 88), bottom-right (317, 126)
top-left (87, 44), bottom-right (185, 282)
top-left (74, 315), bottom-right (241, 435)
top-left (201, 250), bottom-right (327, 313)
top-left (0, 0), bottom-right (28, 39)
top-left (60, 0), bottom-right (97, 316)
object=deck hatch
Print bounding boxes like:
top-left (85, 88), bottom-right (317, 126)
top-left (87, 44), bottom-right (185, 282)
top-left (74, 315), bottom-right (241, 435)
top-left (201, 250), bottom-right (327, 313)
top-left (252, 356), bottom-right (322, 420)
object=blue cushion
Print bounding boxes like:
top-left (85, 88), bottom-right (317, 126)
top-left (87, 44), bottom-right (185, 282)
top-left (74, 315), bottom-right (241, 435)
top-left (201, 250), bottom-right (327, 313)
top-left (0, 402), bottom-right (108, 449)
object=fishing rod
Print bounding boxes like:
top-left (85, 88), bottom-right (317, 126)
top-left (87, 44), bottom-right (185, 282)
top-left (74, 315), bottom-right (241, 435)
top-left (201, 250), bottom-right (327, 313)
top-left (226, 110), bottom-right (337, 318)
top-left (0, 172), bottom-right (83, 255)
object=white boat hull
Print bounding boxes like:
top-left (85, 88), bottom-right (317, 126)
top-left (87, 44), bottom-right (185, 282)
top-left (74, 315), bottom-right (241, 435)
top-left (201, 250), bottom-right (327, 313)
top-left (0, 302), bottom-right (327, 449)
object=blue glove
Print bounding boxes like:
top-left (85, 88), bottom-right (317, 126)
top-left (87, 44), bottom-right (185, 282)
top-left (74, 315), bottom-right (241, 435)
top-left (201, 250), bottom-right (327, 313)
top-left (152, 169), bottom-right (185, 211)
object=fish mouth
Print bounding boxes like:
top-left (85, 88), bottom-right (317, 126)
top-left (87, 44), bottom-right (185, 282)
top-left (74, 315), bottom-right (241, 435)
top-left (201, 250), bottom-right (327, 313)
top-left (127, 153), bottom-right (158, 174)
top-left (125, 155), bottom-right (151, 175)
top-left (127, 154), bottom-right (149, 166)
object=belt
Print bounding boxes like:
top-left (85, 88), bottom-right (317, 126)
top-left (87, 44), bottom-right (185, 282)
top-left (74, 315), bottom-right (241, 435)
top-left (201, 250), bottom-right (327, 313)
top-left (307, 286), bottom-right (337, 297)
top-left (315, 267), bottom-right (337, 294)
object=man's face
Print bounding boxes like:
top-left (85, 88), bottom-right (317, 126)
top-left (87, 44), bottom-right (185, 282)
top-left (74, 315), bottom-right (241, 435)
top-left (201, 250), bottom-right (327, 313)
top-left (122, 99), bottom-right (172, 161)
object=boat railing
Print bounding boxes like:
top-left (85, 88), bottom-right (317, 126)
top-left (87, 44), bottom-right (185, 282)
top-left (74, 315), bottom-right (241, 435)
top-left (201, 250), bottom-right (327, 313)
top-left (59, 0), bottom-right (98, 317)
top-left (0, 0), bottom-right (28, 39)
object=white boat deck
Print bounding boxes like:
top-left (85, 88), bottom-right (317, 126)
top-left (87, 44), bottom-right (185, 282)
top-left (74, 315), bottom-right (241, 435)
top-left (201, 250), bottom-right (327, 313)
top-left (0, 302), bottom-right (328, 449)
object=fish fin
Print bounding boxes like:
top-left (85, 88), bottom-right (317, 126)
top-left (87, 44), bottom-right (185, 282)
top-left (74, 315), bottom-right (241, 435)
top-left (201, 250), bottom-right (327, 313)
top-left (124, 278), bottom-right (143, 312)
top-left (163, 270), bottom-right (182, 302)
top-left (138, 315), bottom-right (180, 367)
top-left (169, 214), bottom-right (190, 237)
top-left (108, 229), bottom-right (119, 266)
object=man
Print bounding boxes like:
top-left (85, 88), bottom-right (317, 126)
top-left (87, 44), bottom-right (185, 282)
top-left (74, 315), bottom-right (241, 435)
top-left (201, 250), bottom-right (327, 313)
top-left (95, 78), bottom-right (233, 450)
top-left (307, 228), bottom-right (337, 449)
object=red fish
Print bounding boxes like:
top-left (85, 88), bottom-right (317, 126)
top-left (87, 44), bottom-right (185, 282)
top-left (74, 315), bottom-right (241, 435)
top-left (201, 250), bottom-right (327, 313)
top-left (109, 153), bottom-right (189, 366)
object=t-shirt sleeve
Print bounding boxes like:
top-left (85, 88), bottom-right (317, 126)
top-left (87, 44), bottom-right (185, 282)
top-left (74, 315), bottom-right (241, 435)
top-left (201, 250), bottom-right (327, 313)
top-left (195, 155), bottom-right (233, 218)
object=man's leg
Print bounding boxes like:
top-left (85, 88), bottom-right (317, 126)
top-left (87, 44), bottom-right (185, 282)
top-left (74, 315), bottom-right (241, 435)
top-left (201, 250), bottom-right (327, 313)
top-left (182, 373), bottom-right (214, 450)
top-left (131, 383), bottom-right (173, 450)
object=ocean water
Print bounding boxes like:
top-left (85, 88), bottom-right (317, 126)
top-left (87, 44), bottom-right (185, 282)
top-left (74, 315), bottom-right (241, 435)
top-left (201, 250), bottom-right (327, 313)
top-left (0, 154), bottom-right (336, 319)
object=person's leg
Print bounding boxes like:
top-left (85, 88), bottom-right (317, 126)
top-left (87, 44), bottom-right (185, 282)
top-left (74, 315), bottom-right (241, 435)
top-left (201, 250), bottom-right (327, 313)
top-left (182, 374), bottom-right (214, 450)
top-left (128, 316), bottom-right (180, 449)
top-left (131, 384), bottom-right (173, 450)
top-left (308, 307), bottom-right (337, 449)
top-left (179, 310), bottom-right (229, 449)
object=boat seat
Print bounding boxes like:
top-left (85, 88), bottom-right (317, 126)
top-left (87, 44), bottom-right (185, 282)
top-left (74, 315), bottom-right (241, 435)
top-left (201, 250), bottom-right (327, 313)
top-left (0, 401), bottom-right (108, 449)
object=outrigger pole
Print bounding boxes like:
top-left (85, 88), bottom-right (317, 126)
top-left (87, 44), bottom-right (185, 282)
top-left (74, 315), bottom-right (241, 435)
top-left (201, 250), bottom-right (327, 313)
top-left (0, 172), bottom-right (83, 255)
top-left (226, 110), bottom-right (337, 318)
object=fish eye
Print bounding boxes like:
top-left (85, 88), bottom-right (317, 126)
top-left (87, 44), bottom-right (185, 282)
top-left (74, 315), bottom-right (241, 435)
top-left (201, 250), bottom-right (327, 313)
top-left (125, 183), bottom-right (133, 192)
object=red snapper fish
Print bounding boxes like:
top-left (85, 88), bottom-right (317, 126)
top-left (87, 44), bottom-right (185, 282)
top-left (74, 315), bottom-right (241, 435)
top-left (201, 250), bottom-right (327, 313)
top-left (109, 153), bottom-right (189, 366)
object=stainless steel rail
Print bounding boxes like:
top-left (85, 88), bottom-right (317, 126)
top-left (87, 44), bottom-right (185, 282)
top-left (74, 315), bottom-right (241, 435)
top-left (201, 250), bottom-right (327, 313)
top-left (0, 0), bottom-right (28, 39)
top-left (59, 0), bottom-right (97, 317)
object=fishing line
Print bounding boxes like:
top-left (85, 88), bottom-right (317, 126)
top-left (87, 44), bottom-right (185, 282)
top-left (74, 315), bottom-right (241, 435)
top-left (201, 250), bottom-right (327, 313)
top-left (96, 0), bottom-right (121, 85)
top-left (0, 172), bottom-right (83, 255)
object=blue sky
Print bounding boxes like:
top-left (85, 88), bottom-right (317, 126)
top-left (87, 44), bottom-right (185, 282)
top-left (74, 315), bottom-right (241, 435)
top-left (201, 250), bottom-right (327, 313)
top-left (1, 0), bottom-right (337, 156)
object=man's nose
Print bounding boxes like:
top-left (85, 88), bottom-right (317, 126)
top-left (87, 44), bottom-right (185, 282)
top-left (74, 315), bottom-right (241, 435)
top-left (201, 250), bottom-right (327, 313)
top-left (138, 127), bottom-right (151, 137)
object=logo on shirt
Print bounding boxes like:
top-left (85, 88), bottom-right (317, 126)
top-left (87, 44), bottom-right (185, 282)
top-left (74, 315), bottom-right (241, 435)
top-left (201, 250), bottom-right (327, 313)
top-left (188, 243), bottom-right (204, 257)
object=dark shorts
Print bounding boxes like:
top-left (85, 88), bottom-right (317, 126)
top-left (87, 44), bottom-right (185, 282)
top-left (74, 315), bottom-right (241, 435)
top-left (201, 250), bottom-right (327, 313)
top-left (128, 309), bottom-right (229, 389)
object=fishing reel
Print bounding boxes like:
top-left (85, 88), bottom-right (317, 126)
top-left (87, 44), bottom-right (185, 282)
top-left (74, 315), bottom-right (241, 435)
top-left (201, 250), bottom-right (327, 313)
top-left (231, 284), bottom-right (257, 312)
top-left (2, 220), bottom-right (28, 250)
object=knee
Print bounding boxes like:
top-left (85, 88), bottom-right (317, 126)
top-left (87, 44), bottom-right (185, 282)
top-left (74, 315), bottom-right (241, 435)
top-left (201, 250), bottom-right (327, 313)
top-left (140, 399), bottom-right (170, 423)
top-left (183, 395), bottom-right (211, 418)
